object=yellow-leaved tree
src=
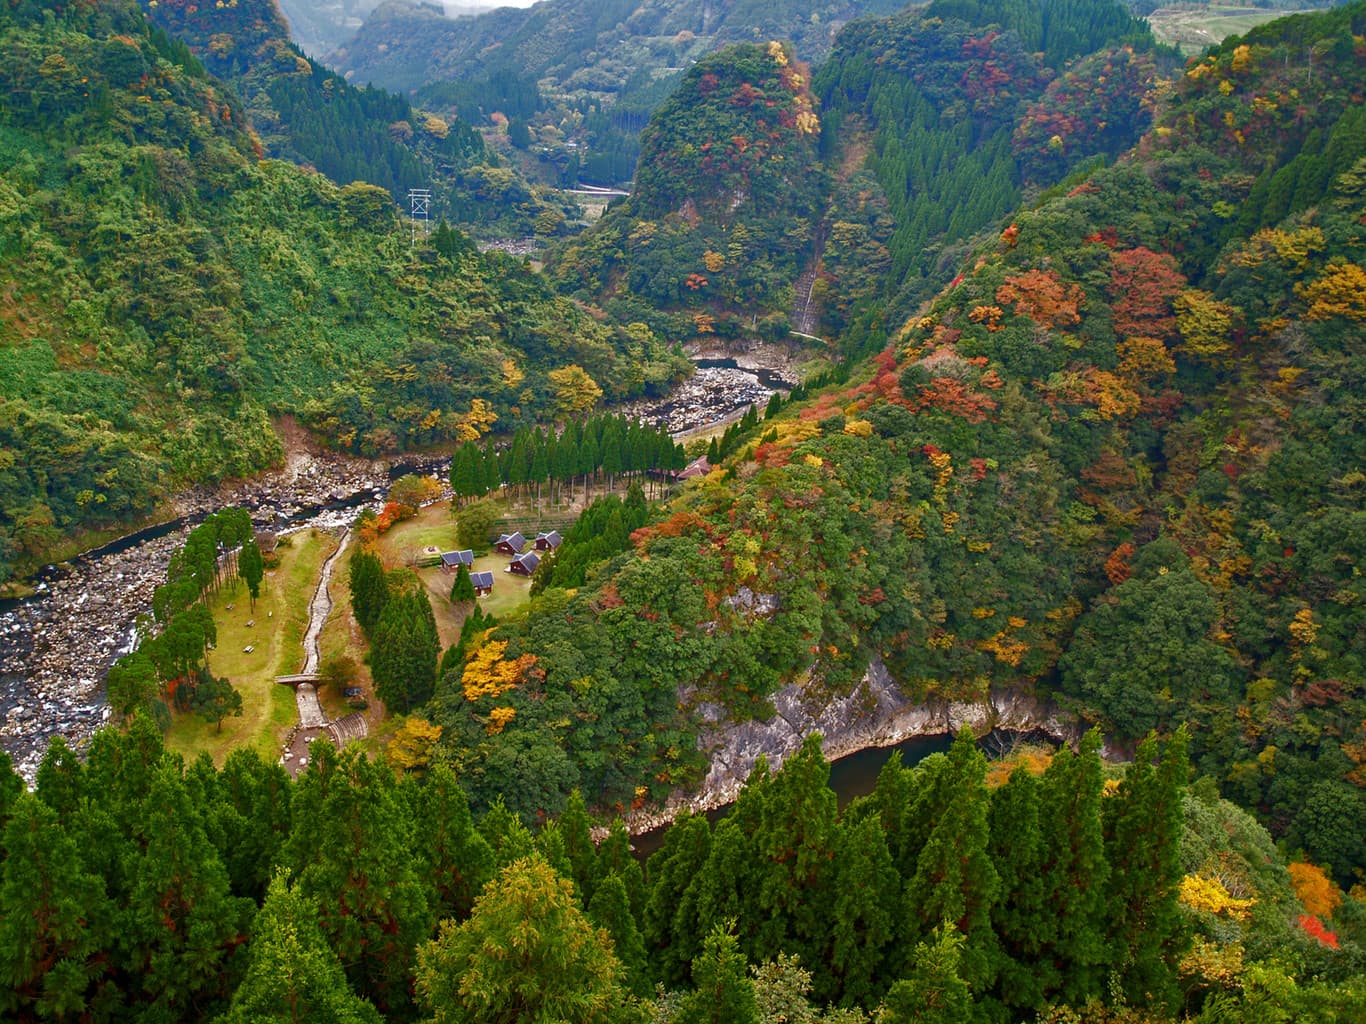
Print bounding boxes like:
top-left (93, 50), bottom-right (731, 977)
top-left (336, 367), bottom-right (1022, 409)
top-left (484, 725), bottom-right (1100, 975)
top-left (548, 365), bottom-right (603, 420)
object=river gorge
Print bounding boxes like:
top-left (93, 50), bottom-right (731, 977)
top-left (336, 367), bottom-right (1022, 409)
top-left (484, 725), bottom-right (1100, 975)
top-left (0, 352), bottom-right (1070, 808)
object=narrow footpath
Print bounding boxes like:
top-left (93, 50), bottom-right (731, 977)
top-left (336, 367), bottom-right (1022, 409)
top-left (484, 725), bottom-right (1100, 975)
top-left (280, 528), bottom-right (368, 773)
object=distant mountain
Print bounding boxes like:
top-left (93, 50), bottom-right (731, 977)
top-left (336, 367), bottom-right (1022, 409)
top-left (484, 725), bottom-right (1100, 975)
top-left (330, 0), bottom-right (912, 94)
top-left (275, 0), bottom-right (496, 60)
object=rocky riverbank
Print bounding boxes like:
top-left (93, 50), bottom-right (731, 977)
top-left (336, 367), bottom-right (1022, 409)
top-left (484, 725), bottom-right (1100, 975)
top-left (618, 366), bottom-right (777, 436)
top-left (0, 449), bottom-right (443, 781)
top-left (619, 655), bottom-right (1078, 835)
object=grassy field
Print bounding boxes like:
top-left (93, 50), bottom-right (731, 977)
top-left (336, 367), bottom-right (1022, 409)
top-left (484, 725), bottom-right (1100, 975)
top-left (164, 529), bottom-right (337, 766)
top-left (1148, 5), bottom-right (1302, 54)
top-left (376, 503), bottom-right (536, 647)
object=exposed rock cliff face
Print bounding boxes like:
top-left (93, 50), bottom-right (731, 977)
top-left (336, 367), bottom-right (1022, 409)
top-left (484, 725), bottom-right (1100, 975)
top-left (627, 656), bottom-right (1075, 833)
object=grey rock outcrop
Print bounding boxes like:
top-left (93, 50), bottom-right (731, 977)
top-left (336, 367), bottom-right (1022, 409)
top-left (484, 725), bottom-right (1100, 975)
top-left (624, 655), bottom-right (1076, 834)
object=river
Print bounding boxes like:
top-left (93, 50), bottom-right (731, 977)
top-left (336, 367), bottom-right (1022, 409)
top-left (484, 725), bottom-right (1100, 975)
top-left (0, 357), bottom-right (794, 780)
top-left (628, 729), bottom-right (1057, 858)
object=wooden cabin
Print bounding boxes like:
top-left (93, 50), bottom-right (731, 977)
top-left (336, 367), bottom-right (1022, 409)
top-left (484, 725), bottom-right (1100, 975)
top-left (495, 532), bottom-right (526, 555)
top-left (440, 549), bottom-right (475, 573)
top-left (508, 551), bottom-right (540, 577)
top-left (534, 530), bottom-right (562, 551)
top-left (470, 570), bottom-right (495, 596)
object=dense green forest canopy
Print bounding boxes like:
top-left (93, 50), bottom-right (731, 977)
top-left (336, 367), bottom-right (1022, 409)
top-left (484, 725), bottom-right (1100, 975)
top-left (3, 721), bottom-right (1363, 1022)
top-left (0, 0), bottom-right (686, 582)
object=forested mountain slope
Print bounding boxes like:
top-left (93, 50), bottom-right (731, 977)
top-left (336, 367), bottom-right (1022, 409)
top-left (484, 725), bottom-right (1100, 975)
top-left (144, 0), bottom-right (482, 195)
top-left (551, 0), bottom-right (1170, 345)
top-left (430, 1), bottom-right (1366, 889)
top-left (141, 0), bottom-right (570, 235)
top-left (0, 0), bottom-right (684, 582)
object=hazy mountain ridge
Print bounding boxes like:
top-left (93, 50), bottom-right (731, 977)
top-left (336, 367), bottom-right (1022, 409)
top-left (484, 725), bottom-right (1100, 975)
top-left (329, 0), bottom-right (911, 93)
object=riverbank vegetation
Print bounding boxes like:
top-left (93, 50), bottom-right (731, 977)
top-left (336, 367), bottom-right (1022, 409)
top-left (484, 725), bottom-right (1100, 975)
top-left (165, 529), bottom-right (333, 765)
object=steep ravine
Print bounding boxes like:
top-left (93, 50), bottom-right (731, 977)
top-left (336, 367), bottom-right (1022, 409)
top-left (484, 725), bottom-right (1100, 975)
top-left (624, 655), bottom-right (1077, 834)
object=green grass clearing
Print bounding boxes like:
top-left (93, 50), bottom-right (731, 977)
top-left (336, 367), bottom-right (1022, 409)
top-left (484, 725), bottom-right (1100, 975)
top-left (1148, 6), bottom-right (1303, 54)
top-left (164, 529), bottom-right (337, 766)
top-left (377, 502), bottom-right (539, 645)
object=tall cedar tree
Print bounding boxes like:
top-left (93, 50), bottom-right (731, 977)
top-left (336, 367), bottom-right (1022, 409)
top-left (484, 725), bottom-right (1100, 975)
top-left (217, 747), bottom-right (294, 903)
top-left (902, 727), bottom-right (1000, 993)
top-left (987, 766), bottom-right (1050, 1014)
top-left (122, 763), bottom-right (254, 1018)
top-left (218, 872), bottom-right (382, 1024)
top-left (677, 924), bottom-right (760, 1024)
top-left (587, 871), bottom-right (653, 999)
top-left (1036, 729), bottom-right (1111, 1005)
top-left (417, 763), bottom-right (496, 925)
top-left (238, 537), bottom-right (264, 611)
top-left (1104, 728), bottom-right (1191, 1010)
top-left (284, 745), bottom-right (433, 1016)
top-left (560, 789), bottom-right (601, 905)
top-left (879, 925), bottom-right (973, 1024)
top-left (449, 562), bottom-right (476, 604)
top-left (348, 548), bottom-right (388, 637)
top-left (754, 735), bottom-right (841, 999)
top-left (643, 812), bottom-right (713, 987)
top-left (596, 819), bottom-right (648, 922)
top-left (370, 589), bottom-right (439, 713)
top-left (830, 813), bottom-right (899, 1008)
top-left (0, 794), bottom-right (114, 1020)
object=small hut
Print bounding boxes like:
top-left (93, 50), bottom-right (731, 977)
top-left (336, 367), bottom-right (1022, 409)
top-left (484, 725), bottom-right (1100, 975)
top-left (534, 530), bottom-right (562, 551)
top-left (470, 570), bottom-right (495, 596)
top-left (495, 532), bottom-right (526, 555)
top-left (440, 549), bottom-right (475, 573)
top-left (508, 551), bottom-right (540, 577)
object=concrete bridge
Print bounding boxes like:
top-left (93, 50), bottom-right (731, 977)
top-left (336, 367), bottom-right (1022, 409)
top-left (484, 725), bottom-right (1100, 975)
top-left (275, 673), bottom-right (322, 687)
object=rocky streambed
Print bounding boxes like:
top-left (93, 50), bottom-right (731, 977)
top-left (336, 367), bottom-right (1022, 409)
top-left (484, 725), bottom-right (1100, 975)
top-left (619, 366), bottom-right (781, 437)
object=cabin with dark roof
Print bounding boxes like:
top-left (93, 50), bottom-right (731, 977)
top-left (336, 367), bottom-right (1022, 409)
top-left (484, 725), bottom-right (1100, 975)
top-left (495, 532), bottom-right (526, 555)
top-left (508, 551), bottom-right (540, 577)
top-left (470, 570), bottom-right (495, 596)
top-left (677, 455), bottom-right (712, 481)
top-left (440, 549), bottom-right (475, 573)
top-left (534, 530), bottom-right (562, 551)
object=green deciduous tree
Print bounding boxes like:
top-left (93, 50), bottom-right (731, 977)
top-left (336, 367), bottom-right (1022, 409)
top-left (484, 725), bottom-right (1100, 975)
top-left (415, 855), bottom-right (635, 1024)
